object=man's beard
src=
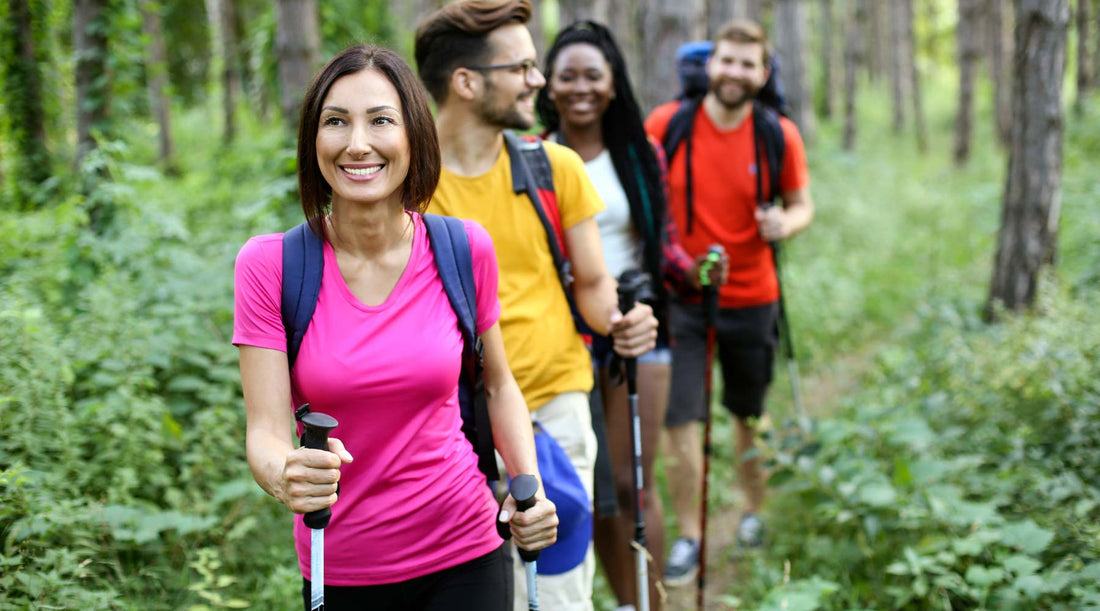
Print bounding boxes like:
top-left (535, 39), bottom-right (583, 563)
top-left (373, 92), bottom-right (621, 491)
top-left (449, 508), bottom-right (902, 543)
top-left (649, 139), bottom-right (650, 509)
top-left (477, 83), bottom-right (536, 130)
top-left (710, 77), bottom-right (759, 110)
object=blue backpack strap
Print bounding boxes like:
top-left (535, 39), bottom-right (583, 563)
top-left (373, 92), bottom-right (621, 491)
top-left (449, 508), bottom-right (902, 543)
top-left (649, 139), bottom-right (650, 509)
top-left (423, 213), bottom-right (500, 482)
top-left (281, 222), bottom-right (324, 369)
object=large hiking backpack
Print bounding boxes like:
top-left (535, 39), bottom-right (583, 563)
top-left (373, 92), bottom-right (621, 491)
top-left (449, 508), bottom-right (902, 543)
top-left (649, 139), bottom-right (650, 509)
top-left (663, 40), bottom-right (789, 234)
top-left (280, 214), bottom-right (499, 482)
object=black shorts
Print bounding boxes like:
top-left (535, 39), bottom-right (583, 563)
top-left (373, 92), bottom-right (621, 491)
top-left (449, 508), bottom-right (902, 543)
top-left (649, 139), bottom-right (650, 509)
top-left (665, 300), bottom-right (778, 426)
top-left (302, 544), bottom-right (512, 611)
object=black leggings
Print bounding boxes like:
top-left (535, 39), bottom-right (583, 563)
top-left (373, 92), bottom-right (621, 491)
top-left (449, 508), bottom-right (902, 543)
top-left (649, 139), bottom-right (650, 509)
top-left (301, 544), bottom-right (512, 611)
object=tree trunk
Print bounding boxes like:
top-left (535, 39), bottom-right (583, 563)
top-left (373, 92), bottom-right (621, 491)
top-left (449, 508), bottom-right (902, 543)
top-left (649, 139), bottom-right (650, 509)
top-left (819, 0), bottom-right (835, 119)
top-left (140, 0), bottom-right (175, 171)
top-left (528, 0), bottom-right (545, 61)
top-left (774, 0), bottom-right (814, 140)
top-left (904, 0), bottom-right (929, 152)
top-left (890, 0), bottom-right (908, 131)
top-left (639, 0), bottom-right (705, 113)
top-left (74, 0), bottom-right (109, 172)
top-left (987, 0), bottom-right (1012, 145)
top-left (867, 0), bottom-right (884, 81)
top-left (2, 0), bottom-right (51, 208)
top-left (1094, 0), bottom-right (1100, 86)
top-left (842, 0), bottom-right (866, 150)
top-left (206, 0), bottom-right (240, 143)
top-left (1076, 0), bottom-right (1093, 111)
top-left (987, 0), bottom-right (1069, 316)
top-left (276, 0), bottom-right (320, 133)
top-left (954, 0), bottom-right (980, 164)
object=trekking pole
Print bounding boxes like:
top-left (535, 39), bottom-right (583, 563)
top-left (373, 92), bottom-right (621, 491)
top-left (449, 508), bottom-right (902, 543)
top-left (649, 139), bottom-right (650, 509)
top-left (298, 406), bottom-right (339, 611)
top-left (499, 474), bottom-right (541, 611)
top-left (696, 245), bottom-right (722, 611)
top-left (617, 270), bottom-right (650, 611)
top-left (761, 204), bottom-right (809, 432)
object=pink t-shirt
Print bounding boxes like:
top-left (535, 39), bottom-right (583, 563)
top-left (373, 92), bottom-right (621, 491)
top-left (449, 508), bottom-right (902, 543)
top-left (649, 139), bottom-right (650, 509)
top-left (233, 212), bottom-right (503, 585)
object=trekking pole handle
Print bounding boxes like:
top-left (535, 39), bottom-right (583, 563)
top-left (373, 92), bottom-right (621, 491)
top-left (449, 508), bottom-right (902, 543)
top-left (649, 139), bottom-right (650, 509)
top-left (498, 474), bottom-right (541, 562)
top-left (299, 409), bottom-right (339, 530)
top-left (699, 245), bottom-right (724, 287)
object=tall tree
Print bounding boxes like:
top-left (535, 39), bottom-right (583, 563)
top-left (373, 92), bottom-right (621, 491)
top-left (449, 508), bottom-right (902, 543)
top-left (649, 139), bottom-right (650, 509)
top-left (1, 0), bottom-right (50, 208)
top-left (74, 0), bottom-right (110, 172)
top-left (140, 0), bottom-right (175, 171)
top-left (987, 0), bottom-right (1069, 316)
top-left (276, 0), bottom-right (320, 132)
top-left (1094, 0), bottom-right (1100, 86)
top-left (774, 0), bottom-right (814, 140)
top-left (987, 0), bottom-right (1012, 145)
top-left (890, 0), bottom-right (908, 132)
top-left (206, 0), bottom-right (240, 143)
top-left (904, 0), bottom-right (928, 152)
top-left (819, 0), bottom-right (835, 119)
top-left (954, 0), bottom-right (981, 164)
top-left (639, 0), bottom-right (705, 113)
top-left (1076, 0), bottom-right (1093, 111)
top-left (867, 0), bottom-right (884, 81)
top-left (843, 0), bottom-right (867, 150)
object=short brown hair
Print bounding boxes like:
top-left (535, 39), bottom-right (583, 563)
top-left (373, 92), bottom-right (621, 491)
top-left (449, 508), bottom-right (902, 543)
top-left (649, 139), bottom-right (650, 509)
top-left (712, 19), bottom-right (771, 65)
top-left (414, 0), bottom-right (532, 104)
top-left (297, 45), bottom-right (441, 237)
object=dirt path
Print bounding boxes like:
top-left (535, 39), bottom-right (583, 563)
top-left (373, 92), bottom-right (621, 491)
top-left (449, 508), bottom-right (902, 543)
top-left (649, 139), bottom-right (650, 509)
top-left (657, 339), bottom-right (887, 610)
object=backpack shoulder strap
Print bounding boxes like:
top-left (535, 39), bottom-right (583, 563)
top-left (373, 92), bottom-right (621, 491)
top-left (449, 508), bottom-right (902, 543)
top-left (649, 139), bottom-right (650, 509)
top-left (502, 130), bottom-right (573, 292)
top-left (281, 222), bottom-right (324, 369)
top-left (661, 97), bottom-right (703, 234)
top-left (751, 101), bottom-right (787, 206)
top-left (422, 213), bottom-right (499, 482)
top-left (662, 96), bottom-right (701, 163)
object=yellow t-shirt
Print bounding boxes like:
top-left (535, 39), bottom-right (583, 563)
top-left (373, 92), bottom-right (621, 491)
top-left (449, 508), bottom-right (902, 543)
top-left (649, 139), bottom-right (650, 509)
top-left (429, 139), bottom-right (604, 411)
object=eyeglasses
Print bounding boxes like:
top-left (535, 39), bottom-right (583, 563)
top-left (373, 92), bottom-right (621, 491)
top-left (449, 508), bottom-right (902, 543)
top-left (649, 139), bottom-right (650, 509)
top-left (465, 59), bottom-right (540, 78)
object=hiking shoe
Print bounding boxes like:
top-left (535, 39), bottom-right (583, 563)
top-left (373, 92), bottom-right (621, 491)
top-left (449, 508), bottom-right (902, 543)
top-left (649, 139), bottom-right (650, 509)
top-left (736, 513), bottom-right (766, 548)
top-left (663, 537), bottom-right (700, 586)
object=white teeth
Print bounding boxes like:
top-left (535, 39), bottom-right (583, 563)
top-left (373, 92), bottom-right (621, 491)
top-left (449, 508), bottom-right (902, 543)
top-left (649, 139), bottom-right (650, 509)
top-left (344, 166), bottom-right (382, 176)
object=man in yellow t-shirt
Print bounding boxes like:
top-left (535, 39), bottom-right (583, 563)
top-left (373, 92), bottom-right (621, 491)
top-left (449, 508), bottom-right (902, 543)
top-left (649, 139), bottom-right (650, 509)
top-left (416, 1), bottom-right (659, 609)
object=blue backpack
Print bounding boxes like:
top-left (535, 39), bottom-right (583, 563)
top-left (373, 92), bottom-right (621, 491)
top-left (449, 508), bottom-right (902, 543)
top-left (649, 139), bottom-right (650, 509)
top-left (280, 213), bottom-right (499, 482)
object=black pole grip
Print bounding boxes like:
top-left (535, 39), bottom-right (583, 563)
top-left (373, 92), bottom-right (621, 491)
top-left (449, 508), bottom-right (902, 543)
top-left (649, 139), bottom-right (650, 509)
top-left (498, 474), bottom-right (541, 563)
top-left (300, 410), bottom-right (339, 530)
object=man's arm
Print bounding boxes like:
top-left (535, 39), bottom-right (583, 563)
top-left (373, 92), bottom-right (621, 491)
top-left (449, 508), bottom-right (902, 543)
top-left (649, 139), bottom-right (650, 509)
top-left (755, 186), bottom-right (814, 242)
top-left (565, 217), bottom-right (658, 358)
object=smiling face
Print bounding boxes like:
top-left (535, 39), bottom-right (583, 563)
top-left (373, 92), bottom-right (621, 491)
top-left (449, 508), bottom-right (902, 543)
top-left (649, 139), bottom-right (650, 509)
top-left (706, 39), bottom-right (769, 110)
top-left (315, 69), bottom-right (410, 210)
top-left (474, 24), bottom-right (546, 130)
top-left (547, 42), bottom-right (614, 131)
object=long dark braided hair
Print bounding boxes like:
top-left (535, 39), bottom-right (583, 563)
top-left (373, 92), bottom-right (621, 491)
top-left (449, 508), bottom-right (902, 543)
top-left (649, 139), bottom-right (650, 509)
top-left (536, 20), bottom-right (671, 339)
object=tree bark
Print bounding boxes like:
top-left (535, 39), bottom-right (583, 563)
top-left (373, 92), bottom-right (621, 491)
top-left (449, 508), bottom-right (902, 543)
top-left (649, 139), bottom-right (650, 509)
top-left (954, 0), bottom-right (980, 164)
top-left (206, 0), bottom-right (240, 143)
top-left (987, 0), bottom-right (1012, 144)
top-left (74, 0), bottom-right (110, 172)
top-left (1076, 0), bottom-right (1093, 111)
top-left (639, 0), bottom-right (705, 113)
top-left (842, 0), bottom-right (866, 150)
top-left (276, 0), bottom-right (320, 133)
top-left (774, 0), bottom-right (814, 140)
top-left (867, 0), bottom-right (884, 81)
top-left (904, 0), bottom-right (929, 152)
top-left (140, 0), bottom-right (175, 171)
top-left (819, 0), bottom-right (835, 119)
top-left (2, 0), bottom-right (50, 207)
top-left (890, 0), bottom-right (908, 131)
top-left (987, 0), bottom-right (1069, 316)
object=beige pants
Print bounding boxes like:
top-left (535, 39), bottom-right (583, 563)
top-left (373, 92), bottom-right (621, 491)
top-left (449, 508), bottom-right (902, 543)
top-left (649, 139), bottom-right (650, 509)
top-left (512, 391), bottom-right (596, 611)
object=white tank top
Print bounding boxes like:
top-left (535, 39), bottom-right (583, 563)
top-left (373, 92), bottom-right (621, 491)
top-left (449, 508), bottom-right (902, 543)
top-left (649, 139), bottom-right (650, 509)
top-left (585, 149), bottom-right (639, 280)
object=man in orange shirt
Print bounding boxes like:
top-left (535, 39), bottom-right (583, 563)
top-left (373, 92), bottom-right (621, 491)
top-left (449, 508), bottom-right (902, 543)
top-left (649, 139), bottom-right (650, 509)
top-left (644, 20), bottom-right (814, 585)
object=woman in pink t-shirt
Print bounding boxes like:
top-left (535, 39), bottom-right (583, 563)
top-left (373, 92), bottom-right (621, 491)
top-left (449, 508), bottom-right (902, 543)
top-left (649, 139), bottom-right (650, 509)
top-left (233, 45), bottom-right (557, 611)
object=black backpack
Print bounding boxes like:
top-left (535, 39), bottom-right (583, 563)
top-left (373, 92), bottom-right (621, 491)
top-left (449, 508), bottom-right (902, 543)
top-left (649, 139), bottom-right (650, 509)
top-left (663, 41), bottom-right (789, 234)
top-left (280, 214), bottom-right (499, 482)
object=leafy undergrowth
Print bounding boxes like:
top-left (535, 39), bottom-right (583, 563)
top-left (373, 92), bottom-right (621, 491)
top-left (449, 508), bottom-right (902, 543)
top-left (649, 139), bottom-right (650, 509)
top-left (738, 283), bottom-right (1100, 611)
